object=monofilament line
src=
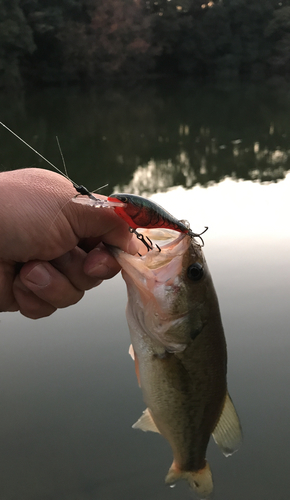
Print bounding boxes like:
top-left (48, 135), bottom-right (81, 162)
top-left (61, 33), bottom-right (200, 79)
top-left (55, 135), bottom-right (69, 179)
top-left (0, 121), bottom-right (75, 185)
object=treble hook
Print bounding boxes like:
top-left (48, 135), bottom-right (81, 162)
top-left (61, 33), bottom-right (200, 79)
top-left (188, 226), bottom-right (208, 247)
top-left (129, 228), bottom-right (153, 252)
top-left (129, 229), bottom-right (162, 253)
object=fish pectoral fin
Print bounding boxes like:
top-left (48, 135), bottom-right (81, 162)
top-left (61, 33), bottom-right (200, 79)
top-left (132, 408), bottom-right (160, 433)
top-left (165, 460), bottom-right (213, 499)
top-left (128, 344), bottom-right (141, 387)
top-left (128, 344), bottom-right (135, 360)
top-left (212, 392), bottom-right (242, 457)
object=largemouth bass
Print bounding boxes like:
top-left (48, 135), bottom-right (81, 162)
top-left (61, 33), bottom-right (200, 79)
top-left (110, 229), bottom-right (242, 499)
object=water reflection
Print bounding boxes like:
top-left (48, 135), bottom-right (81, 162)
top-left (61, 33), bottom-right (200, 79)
top-left (0, 172), bottom-right (289, 499)
top-left (0, 84), bottom-right (290, 499)
top-left (0, 175), bottom-right (289, 499)
top-left (1, 83), bottom-right (290, 195)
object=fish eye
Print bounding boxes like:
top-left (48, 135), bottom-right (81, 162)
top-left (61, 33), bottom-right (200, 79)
top-left (187, 263), bottom-right (204, 281)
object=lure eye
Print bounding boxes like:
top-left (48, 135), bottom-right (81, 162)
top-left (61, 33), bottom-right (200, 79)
top-left (118, 196), bottom-right (128, 203)
top-left (187, 263), bottom-right (204, 281)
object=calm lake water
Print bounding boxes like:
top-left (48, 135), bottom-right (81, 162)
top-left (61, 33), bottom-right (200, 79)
top-left (0, 82), bottom-right (290, 500)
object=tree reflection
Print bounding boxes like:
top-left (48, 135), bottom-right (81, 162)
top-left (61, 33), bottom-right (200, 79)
top-left (1, 83), bottom-right (290, 195)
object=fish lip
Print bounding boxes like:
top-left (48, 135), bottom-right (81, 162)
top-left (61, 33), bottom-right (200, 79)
top-left (107, 232), bottom-right (191, 293)
top-left (107, 232), bottom-right (189, 271)
top-left (106, 245), bottom-right (153, 283)
top-left (105, 244), bottom-right (124, 258)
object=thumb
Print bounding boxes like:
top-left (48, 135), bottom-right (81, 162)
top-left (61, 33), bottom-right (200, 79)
top-left (63, 197), bottom-right (139, 254)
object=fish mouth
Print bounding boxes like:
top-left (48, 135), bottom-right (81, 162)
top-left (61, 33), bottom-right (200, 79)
top-left (109, 229), bottom-right (190, 283)
top-left (108, 229), bottom-right (193, 352)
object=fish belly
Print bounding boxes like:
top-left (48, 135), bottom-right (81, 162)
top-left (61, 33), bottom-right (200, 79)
top-left (132, 329), bottom-right (227, 472)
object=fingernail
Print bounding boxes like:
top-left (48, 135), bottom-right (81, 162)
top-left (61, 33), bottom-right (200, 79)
top-left (25, 264), bottom-right (51, 286)
top-left (87, 263), bottom-right (110, 278)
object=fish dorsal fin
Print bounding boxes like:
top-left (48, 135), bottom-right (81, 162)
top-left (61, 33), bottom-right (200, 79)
top-left (132, 408), bottom-right (160, 433)
top-left (212, 392), bottom-right (242, 457)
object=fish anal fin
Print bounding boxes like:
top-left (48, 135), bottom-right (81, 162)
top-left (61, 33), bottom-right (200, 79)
top-left (212, 391), bottom-right (242, 457)
top-left (165, 460), bottom-right (213, 499)
top-left (132, 408), bottom-right (160, 433)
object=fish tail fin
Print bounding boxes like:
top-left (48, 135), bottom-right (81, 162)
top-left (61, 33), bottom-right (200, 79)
top-left (165, 460), bottom-right (213, 499)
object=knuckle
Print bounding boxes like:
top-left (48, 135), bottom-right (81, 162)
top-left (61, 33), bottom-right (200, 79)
top-left (20, 301), bottom-right (56, 319)
top-left (58, 289), bottom-right (84, 308)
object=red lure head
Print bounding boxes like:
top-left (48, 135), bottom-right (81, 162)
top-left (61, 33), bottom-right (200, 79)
top-left (107, 195), bottom-right (141, 229)
top-left (108, 193), bottom-right (164, 230)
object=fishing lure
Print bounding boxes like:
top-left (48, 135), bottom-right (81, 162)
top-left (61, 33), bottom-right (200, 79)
top-left (107, 193), bottom-right (208, 247)
top-left (74, 192), bottom-right (207, 250)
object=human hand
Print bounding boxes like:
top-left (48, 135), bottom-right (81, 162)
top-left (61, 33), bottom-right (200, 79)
top-left (0, 168), bottom-right (138, 318)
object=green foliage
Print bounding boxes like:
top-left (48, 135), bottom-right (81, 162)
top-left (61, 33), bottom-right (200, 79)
top-left (148, 0), bottom-right (273, 78)
top-left (0, 0), bottom-right (35, 88)
top-left (1, 0), bottom-right (290, 88)
top-left (266, 6), bottom-right (290, 73)
top-left (20, 0), bottom-right (83, 83)
top-left (58, 0), bottom-right (157, 82)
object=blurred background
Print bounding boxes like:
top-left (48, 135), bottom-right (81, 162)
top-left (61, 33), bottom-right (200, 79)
top-left (2, 0), bottom-right (290, 89)
top-left (1, 1), bottom-right (290, 499)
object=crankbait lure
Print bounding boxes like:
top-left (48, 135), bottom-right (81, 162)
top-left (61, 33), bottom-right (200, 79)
top-left (107, 193), bottom-right (208, 247)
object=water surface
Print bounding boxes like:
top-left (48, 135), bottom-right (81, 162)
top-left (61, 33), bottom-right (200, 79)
top-left (0, 83), bottom-right (290, 499)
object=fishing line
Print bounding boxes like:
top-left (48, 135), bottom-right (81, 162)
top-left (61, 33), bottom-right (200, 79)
top-left (0, 121), bottom-right (106, 201)
top-left (55, 135), bottom-right (69, 179)
top-left (54, 134), bottom-right (109, 199)
top-left (0, 122), bottom-right (75, 183)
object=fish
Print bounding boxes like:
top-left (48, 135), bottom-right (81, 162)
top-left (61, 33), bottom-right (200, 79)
top-left (109, 228), bottom-right (242, 499)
